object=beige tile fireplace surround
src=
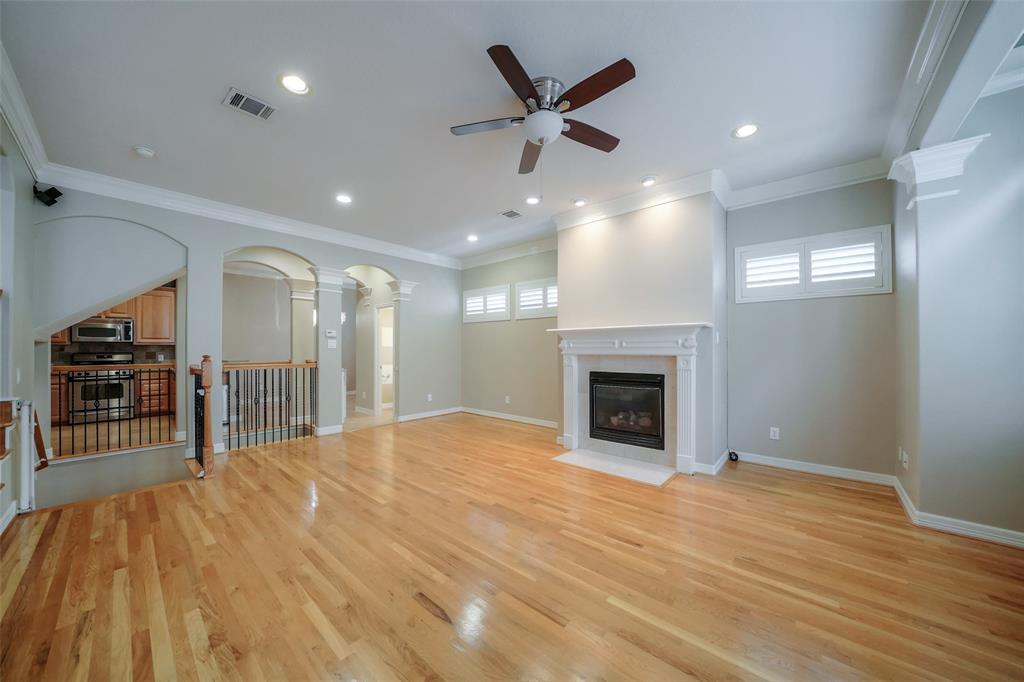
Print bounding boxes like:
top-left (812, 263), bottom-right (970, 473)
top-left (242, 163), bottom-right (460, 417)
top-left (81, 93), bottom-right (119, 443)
top-left (553, 323), bottom-right (710, 474)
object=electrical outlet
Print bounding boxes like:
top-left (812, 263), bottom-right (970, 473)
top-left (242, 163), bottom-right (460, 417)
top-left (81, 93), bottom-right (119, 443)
top-left (361, 391), bottom-right (366, 399)
top-left (769, 426), bottom-right (780, 441)
top-left (901, 448), bottom-right (909, 470)
top-left (427, 393), bottom-right (433, 402)
top-left (505, 395), bottom-right (511, 405)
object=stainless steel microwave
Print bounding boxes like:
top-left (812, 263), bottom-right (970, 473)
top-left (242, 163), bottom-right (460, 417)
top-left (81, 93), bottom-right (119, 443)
top-left (71, 318), bottom-right (134, 343)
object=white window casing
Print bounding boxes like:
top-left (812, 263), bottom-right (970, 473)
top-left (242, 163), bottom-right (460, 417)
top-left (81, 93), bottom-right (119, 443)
top-left (463, 284), bottom-right (511, 322)
top-left (735, 224), bottom-right (892, 303)
top-left (515, 278), bottom-right (558, 319)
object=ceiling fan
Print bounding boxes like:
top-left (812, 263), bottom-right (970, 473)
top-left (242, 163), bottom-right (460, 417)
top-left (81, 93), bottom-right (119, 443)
top-left (451, 45), bottom-right (635, 174)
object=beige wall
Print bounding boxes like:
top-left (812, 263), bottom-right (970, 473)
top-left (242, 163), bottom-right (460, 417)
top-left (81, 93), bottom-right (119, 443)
top-left (461, 251), bottom-right (560, 425)
top-left (222, 272), bottom-right (291, 362)
top-left (727, 180), bottom-right (899, 473)
top-left (557, 194), bottom-right (715, 328)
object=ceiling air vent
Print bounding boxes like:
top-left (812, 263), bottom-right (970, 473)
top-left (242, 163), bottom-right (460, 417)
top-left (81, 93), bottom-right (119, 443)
top-left (222, 87), bottom-right (275, 120)
top-left (500, 209), bottom-right (522, 219)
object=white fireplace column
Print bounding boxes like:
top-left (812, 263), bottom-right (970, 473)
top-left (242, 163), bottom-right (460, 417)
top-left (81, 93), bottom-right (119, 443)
top-left (552, 323), bottom-right (709, 475)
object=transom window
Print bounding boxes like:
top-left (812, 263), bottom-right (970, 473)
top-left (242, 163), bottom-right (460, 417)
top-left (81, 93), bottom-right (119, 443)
top-left (463, 284), bottom-right (510, 322)
top-left (735, 224), bottom-right (892, 303)
top-left (515, 278), bottom-right (558, 319)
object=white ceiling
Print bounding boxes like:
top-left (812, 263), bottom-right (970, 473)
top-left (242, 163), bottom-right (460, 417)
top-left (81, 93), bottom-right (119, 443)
top-left (2, 1), bottom-right (928, 258)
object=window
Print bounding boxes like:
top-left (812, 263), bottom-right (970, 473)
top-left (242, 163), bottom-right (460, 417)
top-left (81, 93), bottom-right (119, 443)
top-left (515, 278), bottom-right (558, 319)
top-left (735, 224), bottom-right (891, 303)
top-left (463, 284), bottom-right (510, 322)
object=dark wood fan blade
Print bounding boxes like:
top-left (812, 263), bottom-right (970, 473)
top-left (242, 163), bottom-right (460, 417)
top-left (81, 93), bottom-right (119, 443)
top-left (556, 58), bottom-right (635, 112)
top-left (563, 119), bottom-right (620, 152)
top-left (518, 140), bottom-right (542, 174)
top-left (487, 45), bottom-right (541, 105)
top-left (450, 117), bottom-right (524, 136)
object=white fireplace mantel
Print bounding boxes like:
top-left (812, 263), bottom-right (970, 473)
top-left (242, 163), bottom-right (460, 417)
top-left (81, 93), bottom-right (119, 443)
top-left (550, 322), bottom-right (711, 475)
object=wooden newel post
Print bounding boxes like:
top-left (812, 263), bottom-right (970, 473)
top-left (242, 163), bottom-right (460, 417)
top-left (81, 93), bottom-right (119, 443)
top-left (200, 354), bottom-right (214, 473)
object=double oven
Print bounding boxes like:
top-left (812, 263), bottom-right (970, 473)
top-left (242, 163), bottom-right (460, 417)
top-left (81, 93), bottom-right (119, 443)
top-left (68, 352), bottom-right (135, 424)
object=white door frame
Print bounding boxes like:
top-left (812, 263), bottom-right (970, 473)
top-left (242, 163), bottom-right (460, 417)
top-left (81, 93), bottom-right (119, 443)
top-left (373, 304), bottom-right (395, 418)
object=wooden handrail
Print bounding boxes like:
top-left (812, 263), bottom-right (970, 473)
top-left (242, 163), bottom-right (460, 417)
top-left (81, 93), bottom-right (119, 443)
top-left (223, 360), bottom-right (318, 370)
top-left (33, 412), bottom-right (48, 471)
top-left (52, 363), bottom-right (175, 371)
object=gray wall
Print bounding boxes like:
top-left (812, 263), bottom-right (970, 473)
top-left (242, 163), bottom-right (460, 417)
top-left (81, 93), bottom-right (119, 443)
top-left (893, 181), bottom-right (921, 506)
top-left (222, 272), bottom-right (292, 362)
top-left (461, 251), bottom-right (561, 425)
top-left (727, 179), bottom-right (899, 474)
top-left (914, 87), bottom-right (1024, 530)
top-left (0, 117), bottom-right (35, 519)
top-left (341, 289), bottom-right (356, 392)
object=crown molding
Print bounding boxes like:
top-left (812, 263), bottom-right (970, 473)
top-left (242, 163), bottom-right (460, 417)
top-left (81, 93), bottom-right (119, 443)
top-left (0, 41), bottom-right (48, 177)
top-left (387, 279), bottom-right (418, 302)
top-left (727, 158), bottom-right (890, 210)
top-left (553, 170), bottom-right (730, 232)
top-left (882, 1), bottom-right (967, 159)
top-left (36, 163), bottom-right (461, 270)
top-left (888, 133), bottom-right (988, 187)
top-left (459, 236), bottom-right (557, 270)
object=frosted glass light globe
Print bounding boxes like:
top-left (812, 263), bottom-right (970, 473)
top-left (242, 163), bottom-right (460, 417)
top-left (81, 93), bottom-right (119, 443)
top-left (524, 110), bottom-right (563, 145)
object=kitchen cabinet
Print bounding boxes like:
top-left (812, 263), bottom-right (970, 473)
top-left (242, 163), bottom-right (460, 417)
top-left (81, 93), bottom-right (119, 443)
top-left (134, 288), bottom-right (176, 344)
top-left (51, 328), bottom-right (70, 345)
top-left (50, 373), bottom-right (68, 425)
top-left (99, 299), bottom-right (135, 319)
top-left (135, 371), bottom-right (174, 416)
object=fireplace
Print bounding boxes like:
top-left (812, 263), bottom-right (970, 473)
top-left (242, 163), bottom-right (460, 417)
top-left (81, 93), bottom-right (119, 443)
top-left (589, 372), bottom-right (665, 450)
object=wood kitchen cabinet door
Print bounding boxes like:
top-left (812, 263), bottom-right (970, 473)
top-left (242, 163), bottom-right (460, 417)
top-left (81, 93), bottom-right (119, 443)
top-left (134, 288), bottom-right (176, 344)
top-left (101, 298), bottom-right (135, 319)
top-left (51, 328), bottom-right (70, 345)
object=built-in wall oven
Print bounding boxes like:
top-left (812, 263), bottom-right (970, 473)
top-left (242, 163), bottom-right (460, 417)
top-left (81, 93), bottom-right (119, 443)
top-left (68, 352), bottom-right (135, 424)
top-left (71, 318), bottom-right (134, 343)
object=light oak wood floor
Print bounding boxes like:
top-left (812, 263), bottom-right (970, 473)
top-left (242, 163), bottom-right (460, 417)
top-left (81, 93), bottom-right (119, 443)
top-left (3, 413), bottom-right (1023, 680)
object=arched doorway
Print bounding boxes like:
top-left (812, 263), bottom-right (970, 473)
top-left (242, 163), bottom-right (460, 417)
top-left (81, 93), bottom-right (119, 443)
top-left (343, 264), bottom-right (399, 431)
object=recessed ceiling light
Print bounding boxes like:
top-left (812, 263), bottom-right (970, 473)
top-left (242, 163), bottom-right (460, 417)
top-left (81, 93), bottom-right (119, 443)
top-left (732, 123), bottom-right (758, 138)
top-left (467, 234), bottom-right (478, 242)
top-left (335, 193), bottom-right (352, 204)
top-left (525, 196), bottom-right (541, 205)
top-left (281, 74), bottom-right (310, 95)
top-left (573, 198), bottom-right (587, 207)
top-left (641, 176), bottom-right (657, 187)
top-left (133, 146), bottom-right (156, 159)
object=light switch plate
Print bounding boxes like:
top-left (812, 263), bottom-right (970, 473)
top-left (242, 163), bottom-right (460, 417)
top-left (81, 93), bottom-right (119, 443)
top-left (769, 427), bottom-right (780, 441)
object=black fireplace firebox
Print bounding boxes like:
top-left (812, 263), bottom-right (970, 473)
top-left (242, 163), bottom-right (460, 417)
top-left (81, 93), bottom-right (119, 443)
top-left (589, 371), bottom-right (665, 450)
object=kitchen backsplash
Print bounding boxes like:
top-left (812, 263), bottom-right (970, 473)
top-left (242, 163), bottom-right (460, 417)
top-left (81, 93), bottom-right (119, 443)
top-left (52, 343), bottom-right (176, 365)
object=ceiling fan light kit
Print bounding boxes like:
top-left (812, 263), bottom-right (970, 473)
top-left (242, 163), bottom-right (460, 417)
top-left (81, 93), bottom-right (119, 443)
top-left (451, 44), bottom-right (635, 175)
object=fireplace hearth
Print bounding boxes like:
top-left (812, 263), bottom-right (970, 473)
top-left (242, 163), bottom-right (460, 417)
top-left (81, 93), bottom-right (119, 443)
top-left (589, 371), bottom-right (665, 450)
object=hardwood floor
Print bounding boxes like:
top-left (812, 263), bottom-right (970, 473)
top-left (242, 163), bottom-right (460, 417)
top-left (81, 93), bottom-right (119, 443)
top-left (3, 413), bottom-right (1022, 680)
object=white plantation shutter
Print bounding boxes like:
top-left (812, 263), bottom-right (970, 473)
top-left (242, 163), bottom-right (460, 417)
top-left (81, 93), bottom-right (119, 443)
top-left (463, 285), bottom-right (510, 322)
top-left (736, 225), bottom-right (891, 302)
top-left (516, 278), bottom-right (558, 319)
top-left (745, 252), bottom-right (801, 288)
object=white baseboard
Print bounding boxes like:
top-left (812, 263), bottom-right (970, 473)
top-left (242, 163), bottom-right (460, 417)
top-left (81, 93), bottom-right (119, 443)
top-left (213, 442), bottom-right (226, 454)
top-left (556, 435), bottom-right (564, 446)
top-left (734, 450), bottom-right (897, 486)
top-left (730, 450), bottom-right (1022, 549)
top-left (175, 430), bottom-right (186, 441)
top-left (396, 407), bottom-right (462, 422)
top-left (346, 390), bottom-right (356, 396)
top-left (461, 407), bottom-right (558, 429)
top-left (694, 450), bottom-right (728, 476)
top-left (894, 477), bottom-right (1024, 549)
top-left (315, 425), bottom-right (343, 436)
top-left (381, 402), bottom-right (394, 410)
top-left (1, 501), bottom-right (17, 535)
top-left (354, 406), bottom-right (374, 416)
